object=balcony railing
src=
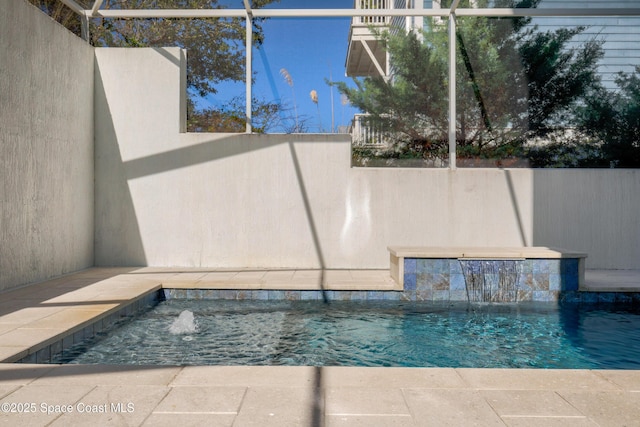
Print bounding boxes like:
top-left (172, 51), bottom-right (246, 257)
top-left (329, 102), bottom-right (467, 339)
top-left (354, 0), bottom-right (391, 26)
top-left (350, 114), bottom-right (390, 148)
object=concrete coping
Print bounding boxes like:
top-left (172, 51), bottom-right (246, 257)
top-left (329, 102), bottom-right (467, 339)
top-left (388, 246), bottom-right (588, 259)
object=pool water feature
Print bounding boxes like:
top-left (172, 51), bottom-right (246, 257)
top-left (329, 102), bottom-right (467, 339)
top-left (55, 299), bottom-right (640, 369)
top-left (389, 247), bottom-right (588, 302)
top-left (169, 310), bottom-right (198, 334)
top-left (459, 259), bottom-right (521, 302)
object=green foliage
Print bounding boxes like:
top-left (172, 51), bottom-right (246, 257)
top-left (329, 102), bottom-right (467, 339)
top-left (28, 0), bottom-right (83, 34)
top-left (187, 97), bottom-right (280, 133)
top-left (517, 27), bottom-right (604, 135)
top-left (30, 0), bottom-right (281, 132)
top-left (334, 29), bottom-right (450, 160)
top-left (336, 0), bottom-right (607, 166)
top-left (87, 0), bottom-right (278, 97)
top-left (525, 132), bottom-right (605, 167)
top-left (578, 66), bottom-right (640, 167)
top-left (454, 13), bottom-right (526, 151)
top-left (529, 66), bottom-right (640, 167)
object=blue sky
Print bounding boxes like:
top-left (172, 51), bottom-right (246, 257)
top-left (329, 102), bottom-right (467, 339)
top-left (202, 0), bottom-right (360, 132)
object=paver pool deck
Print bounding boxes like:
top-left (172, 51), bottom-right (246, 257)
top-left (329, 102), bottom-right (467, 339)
top-left (1, 268), bottom-right (639, 426)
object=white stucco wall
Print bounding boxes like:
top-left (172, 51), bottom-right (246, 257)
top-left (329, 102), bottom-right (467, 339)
top-left (532, 169), bottom-right (640, 269)
top-left (0, 0), bottom-right (95, 291)
top-left (94, 47), bottom-right (187, 266)
top-left (94, 46), bottom-right (640, 270)
top-left (96, 131), bottom-right (536, 268)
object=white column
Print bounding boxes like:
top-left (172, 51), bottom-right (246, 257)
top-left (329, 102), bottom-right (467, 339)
top-left (245, 13), bottom-right (253, 133)
top-left (448, 13), bottom-right (457, 169)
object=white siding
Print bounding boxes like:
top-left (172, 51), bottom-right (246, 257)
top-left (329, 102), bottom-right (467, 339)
top-left (420, 0), bottom-right (640, 87)
top-left (536, 0), bottom-right (640, 88)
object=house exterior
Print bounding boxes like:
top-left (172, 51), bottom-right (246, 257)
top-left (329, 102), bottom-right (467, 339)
top-left (345, 0), bottom-right (640, 148)
top-left (346, 0), bottom-right (640, 86)
top-left (346, 0), bottom-right (426, 77)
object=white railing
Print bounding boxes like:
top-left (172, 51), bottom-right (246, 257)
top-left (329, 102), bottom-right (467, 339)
top-left (351, 114), bottom-right (390, 148)
top-left (354, 0), bottom-right (391, 26)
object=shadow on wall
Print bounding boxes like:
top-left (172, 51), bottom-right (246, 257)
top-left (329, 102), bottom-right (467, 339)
top-left (504, 169), bottom-right (529, 247)
top-left (532, 169), bottom-right (640, 269)
top-left (94, 48), bottom-right (341, 285)
top-left (94, 64), bottom-right (147, 266)
top-left (124, 133), bottom-right (333, 301)
top-left (122, 134), bottom-right (291, 180)
top-left (95, 120), bottom-right (332, 299)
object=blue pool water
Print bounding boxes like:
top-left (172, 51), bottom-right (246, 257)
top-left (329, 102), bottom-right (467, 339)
top-left (57, 300), bottom-right (640, 369)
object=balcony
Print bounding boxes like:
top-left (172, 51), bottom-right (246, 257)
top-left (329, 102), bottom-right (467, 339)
top-left (345, 0), bottom-right (392, 77)
top-left (350, 114), bottom-right (390, 148)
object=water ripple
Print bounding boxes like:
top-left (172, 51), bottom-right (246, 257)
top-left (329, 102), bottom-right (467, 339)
top-left (58, 300), bottom-right (640, 369)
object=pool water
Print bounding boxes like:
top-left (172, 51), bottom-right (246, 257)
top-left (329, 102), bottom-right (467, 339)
top-left (57, 300), bottom-right (640, 369)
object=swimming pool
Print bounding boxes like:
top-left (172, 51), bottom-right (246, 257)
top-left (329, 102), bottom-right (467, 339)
top-left (55, 299), bottom-right (640, 369)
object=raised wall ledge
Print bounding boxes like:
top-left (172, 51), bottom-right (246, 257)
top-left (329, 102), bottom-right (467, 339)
top-left (389, 246), bottom-right (588, 291)
top-left (388, 246), bottom-right (588, 259)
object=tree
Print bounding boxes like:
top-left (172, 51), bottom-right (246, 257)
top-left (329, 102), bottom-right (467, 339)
top-left (335, 0), bottom-right (605, 164)
top-left (189, 96), bottom-right (283, 133)
top-left (578, 66), bottom-right (640, 167)
top-left (29, 0), bottom-right (280, 131)
top-left (517, 26), bottom-right (604, 136)
top-left (28, 0), bottom-right (83, 34)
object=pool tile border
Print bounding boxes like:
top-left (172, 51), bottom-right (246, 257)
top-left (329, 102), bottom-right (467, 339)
top-left (162, 288), bottom-right (640, 304)
top-left (14, 292), bottom-right (160, 364)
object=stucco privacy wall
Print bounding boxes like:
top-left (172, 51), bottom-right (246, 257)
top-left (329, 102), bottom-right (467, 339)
top-left (532, 170), bottom-right (640, 270)
top-left (0, 0), bottom-right (94, 291)
top-left (94, 47), bottom-right (187, 266)
top-left (94, 47), bottom-right (640, 270)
